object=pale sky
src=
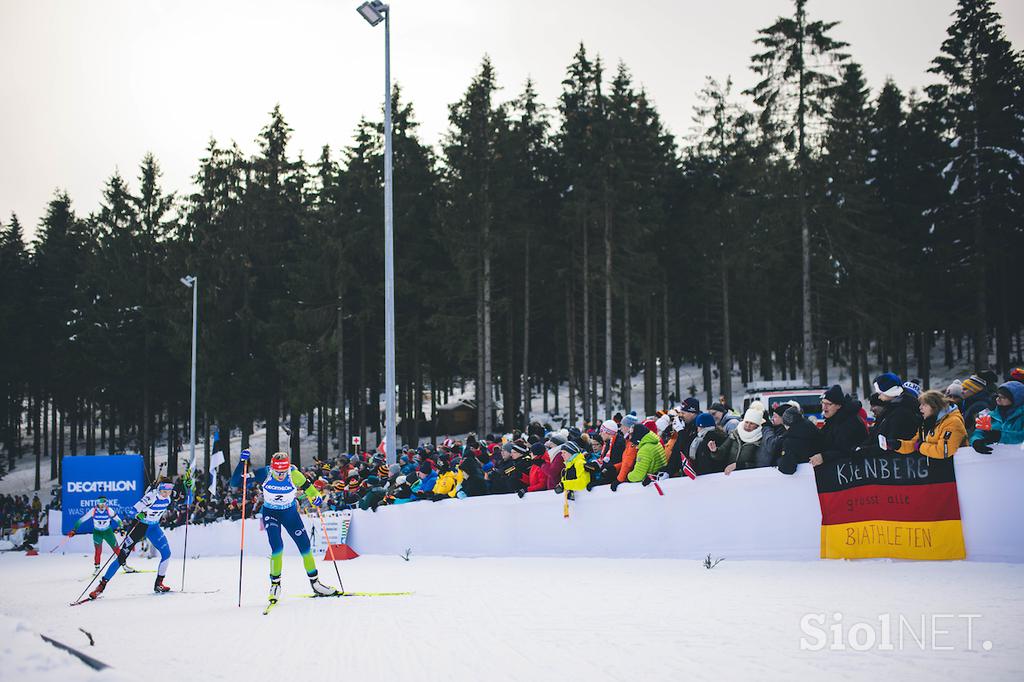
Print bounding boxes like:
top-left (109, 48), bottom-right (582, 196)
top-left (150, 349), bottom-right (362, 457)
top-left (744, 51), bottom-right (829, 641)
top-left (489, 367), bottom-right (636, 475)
top-left (2, 0), bottom-right (1023, 238)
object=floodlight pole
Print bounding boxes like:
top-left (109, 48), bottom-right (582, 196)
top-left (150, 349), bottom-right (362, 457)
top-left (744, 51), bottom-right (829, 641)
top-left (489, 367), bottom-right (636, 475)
top-left (381, 5), bottom-right (397, 462)
top-left (186, 277), bottom-right (198, 472)
top-left (356, 1), bottom-right (396, 462)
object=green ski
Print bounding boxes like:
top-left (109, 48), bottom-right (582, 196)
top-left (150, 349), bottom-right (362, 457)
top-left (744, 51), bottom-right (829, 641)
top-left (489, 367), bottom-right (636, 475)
top-left (290, 591), bottom-right (412, 598)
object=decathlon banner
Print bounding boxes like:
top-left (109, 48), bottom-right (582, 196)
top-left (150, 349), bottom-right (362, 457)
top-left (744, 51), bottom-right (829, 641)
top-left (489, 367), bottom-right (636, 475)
top-left (814, 453), bottom-right (965, 560)
top-left (61, 455), bottom-right (145, 534)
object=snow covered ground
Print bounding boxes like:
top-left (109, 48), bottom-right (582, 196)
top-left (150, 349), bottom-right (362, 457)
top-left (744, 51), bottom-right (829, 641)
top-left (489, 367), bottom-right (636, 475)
top-left (1, 552), bottom-right (1022, 681)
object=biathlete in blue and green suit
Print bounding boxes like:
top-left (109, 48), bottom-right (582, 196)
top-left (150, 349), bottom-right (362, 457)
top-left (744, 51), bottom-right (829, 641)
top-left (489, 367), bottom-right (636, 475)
top-left (231, 450), bottom-right (339, 603)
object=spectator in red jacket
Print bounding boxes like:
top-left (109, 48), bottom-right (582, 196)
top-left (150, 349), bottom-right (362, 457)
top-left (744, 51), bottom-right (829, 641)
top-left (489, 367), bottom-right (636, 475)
top-left (527, 442), bottom-right (551, 492)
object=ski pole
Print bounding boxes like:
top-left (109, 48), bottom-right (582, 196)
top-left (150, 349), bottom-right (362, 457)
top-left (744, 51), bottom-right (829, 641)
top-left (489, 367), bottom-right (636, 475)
top-left (314, 507), bottom-right (345, 593)
top-left (49, 533), bottom-right (73, 554)
top-left (177, 460), bottom-right (193, 591)
top-left (71, 521), bottom-right (136, 605)
top-left (237, 459), bottom-right (248, 608)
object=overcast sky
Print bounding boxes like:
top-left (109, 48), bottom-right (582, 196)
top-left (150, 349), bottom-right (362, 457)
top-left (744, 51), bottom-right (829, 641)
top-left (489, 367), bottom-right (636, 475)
top-left (2, 0), bottom-right (1023, 238)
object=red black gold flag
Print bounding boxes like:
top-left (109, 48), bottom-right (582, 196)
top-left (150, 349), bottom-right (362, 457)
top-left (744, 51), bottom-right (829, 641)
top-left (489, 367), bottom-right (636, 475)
top-left (814, 454), bottom-right (965, 560)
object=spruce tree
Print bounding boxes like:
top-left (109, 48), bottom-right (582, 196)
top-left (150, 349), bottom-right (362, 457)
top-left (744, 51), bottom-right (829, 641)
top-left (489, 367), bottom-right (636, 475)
top-left (747, 0), bottom-right (848, 384)
top-left (928, 0), bottom-right (1024, 372)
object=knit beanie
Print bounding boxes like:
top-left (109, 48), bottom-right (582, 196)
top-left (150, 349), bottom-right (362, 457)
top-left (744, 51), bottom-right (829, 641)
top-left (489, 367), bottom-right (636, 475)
top-left (961, 375), bottom-right (987, 396)
top-left (822, 385), bottom-right (845, 405)
top-left (902, 380), bottom-right (922, 397)
top-left (695, 413), bottom-right (716, 429)
top-left (771, 400), bottom-right (798, 417)
top-left (873, 373), bottom-right (904, 398)
top-left (782, 406), bottom-right (802, 427)
top-left (742, 401), bottom-right (766, 425)
top-left (600, 419), bottom-right (618, 435)
top-left (680, 397), bottom-right (701, 414)
top-left (944, 380), bottom-right (964, 399)
top-left (621, 413), bottom-right (639, 429)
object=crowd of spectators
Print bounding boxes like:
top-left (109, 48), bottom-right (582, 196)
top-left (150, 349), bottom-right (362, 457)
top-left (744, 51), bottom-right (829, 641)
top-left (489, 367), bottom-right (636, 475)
top-left (99, 367), bottom-right (1024, 526)
top-left (188, 368), bottom-right (1021, 515)
top-left (0, 493), bottom-right (47, 544)
top-left (0, 493), bottom-right (42, 530)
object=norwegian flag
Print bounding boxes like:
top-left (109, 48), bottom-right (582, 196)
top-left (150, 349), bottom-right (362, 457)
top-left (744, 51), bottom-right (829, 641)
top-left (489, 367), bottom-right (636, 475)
top-left (683, 457), bottom-right (697, 480)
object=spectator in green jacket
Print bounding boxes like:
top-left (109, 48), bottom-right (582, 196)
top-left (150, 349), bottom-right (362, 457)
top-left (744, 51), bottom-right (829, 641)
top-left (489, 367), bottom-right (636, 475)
top-left (626, 427), bottom-right (668, 482)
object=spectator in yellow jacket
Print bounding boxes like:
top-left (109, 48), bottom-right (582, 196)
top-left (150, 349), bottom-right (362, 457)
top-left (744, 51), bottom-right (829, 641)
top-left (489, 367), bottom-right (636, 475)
top-left (431, 463), bottom-right (464, 499)
top-left (884, 390), bottom-right (967, 459)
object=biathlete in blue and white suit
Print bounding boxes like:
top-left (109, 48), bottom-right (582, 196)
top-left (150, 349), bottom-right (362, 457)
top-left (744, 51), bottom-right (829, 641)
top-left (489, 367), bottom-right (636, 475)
top-left (88, 480), bottom-right (175, 599)
top-left (231, 450), bottom-right (339, 603)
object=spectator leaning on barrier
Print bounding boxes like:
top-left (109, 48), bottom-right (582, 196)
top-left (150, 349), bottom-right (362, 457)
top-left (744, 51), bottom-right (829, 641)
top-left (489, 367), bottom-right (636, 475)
top-left (613, 414), bottom-right (641, 488)
top-left (527, 442), bottom-right (551, 492)
top-left (961, 372), bottom-right (997, 435)
top-left (757, 402), bottom-right (794, 468)
top-left (777, 407), bottom-right (824, 475)
top-left (544, 430), bottom-right (568, 489)
top-left (666, 398), bottom-right (701, 475)
top-left (594, 419), bottom-right (624, 486)
top-left (879, 389), bottom-right (967, 459)
top-left (458, 455), bottom-right (487, 497)
top-left (688, 412), bottom-right (715, 461)
top-left (722, 401), bottom-right (765, 475)
top-left (811, 385), bottom-right (868, 467)
top-left (969, 380), bottom-right (1024, 453)
top-left (691, 413), bottom-right (729, 475)
top-left (865, 373), bottom-right (923, 454)
top-left (625, 418), bottom-right (668, 483)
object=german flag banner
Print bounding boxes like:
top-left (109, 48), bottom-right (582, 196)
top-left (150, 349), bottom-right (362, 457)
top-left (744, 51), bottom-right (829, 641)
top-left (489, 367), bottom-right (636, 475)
top-left (814, 454), bottom-right (965, 560)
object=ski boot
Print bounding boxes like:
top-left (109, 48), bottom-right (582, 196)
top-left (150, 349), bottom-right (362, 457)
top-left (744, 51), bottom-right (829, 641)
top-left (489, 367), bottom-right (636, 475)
top-left (310, 577), bottom-right (340, 597)
top-left (153, 575), bottom-right (170, 593)
top-left (268, 578), bottom-right (281, 604)
top-left (122, 565), bottom-right (139, 574)
top-left (93, 564), bottom-right (101, 576)
top-left (89, 578), bottom-right (108, 600)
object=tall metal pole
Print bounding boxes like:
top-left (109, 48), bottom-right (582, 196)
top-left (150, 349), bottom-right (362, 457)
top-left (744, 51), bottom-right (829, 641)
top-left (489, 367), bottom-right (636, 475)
top-left (190, 277), bottom-right (198, 469)
top-left (183, 275), bottom-right (197, 590)
top-left (382, 7), bottom-right (397, 463)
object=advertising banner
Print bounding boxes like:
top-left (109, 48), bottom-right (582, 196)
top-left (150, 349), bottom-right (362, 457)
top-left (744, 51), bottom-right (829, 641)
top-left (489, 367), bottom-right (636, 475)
top-left (61, 455), bottom-right (145, 534)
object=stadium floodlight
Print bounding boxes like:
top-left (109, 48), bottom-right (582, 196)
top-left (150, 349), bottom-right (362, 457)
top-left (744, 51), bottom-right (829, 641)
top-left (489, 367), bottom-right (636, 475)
top-left (180, 275), bottom-right (196, 288)
top-left (356, 1), bottom-right (387, 26)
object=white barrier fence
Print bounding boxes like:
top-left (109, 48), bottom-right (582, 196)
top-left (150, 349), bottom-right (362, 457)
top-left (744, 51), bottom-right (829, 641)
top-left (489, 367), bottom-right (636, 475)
top-left (38, 446), bottom-right (1024, 562)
